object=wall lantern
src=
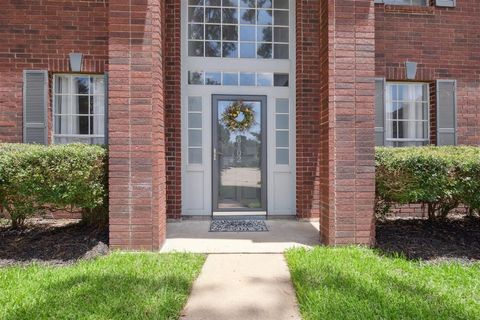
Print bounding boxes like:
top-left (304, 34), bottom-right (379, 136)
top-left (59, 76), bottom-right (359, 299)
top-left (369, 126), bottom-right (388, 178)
top-left (405, 61), bottom-right (418, 80)
top-left (69, 53), bottom-right (83, 72)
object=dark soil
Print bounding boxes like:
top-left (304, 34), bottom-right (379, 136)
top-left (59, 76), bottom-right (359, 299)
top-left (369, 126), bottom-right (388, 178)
top-left (376, 216), bottom-right (480, 263)
top-left (0, 219), bottom-right (109, 267)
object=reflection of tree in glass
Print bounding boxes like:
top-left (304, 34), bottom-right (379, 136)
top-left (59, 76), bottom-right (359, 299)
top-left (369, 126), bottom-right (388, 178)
top-left (222, 42), bottom-right (237, 58)
top-left (190, 72), bottom-right (202, 84)
top-left (206, 42), bottom-right (221, 57)
top-left (241, 9), bottom-right (255, 24)
top-left (240, 0), bottom-right (255, 8)
top-left (76, 78), bottom-right (89, 94)
top-left (257, 0), bottom-right (272, 8)
top-left (222, 8), bottom-right (238, 24)
top-left (257, 43), bottom-right (272, 58)
top-left (260, 27), bottom-right (272, 42)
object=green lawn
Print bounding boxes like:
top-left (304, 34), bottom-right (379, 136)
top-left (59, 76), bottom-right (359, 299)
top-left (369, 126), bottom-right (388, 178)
top-left (0, 253), bottom-right (205, 320)
top-left (286, 247), bottom-right (480, 320)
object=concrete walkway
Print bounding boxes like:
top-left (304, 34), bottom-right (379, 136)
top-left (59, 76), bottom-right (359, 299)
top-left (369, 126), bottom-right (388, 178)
top-left (161, 219), bottom-right (320, 253)
top-left (180, 254), bottom-right (302, 320)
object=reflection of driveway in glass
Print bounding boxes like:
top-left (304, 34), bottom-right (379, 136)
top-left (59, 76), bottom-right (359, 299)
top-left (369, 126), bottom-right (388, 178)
top-left (221, 167), bottom-right (261, 188)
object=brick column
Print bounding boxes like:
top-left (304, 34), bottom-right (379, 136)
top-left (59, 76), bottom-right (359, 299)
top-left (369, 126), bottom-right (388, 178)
top-left (319, 0), bottom-right (376, 245)
top-left (108, 0), bottom-right (166, 250)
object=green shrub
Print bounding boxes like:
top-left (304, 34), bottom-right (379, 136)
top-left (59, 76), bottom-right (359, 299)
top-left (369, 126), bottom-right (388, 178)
top-left (375, 146), bottom-right (480, 220)
top-left (0, 143), bottom-right (108, 228)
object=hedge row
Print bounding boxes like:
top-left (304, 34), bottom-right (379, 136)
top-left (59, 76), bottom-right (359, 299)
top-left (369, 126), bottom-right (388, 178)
top-left (0, 143), bottom-right (108, 228)
top-left (376, 146), bottom-right (480, 220)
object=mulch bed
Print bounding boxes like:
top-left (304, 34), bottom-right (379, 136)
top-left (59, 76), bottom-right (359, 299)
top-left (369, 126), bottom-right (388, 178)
top-left (376, 216), bottom-right (480, 263)
top-left (0, 219), bottom-right (108, 267)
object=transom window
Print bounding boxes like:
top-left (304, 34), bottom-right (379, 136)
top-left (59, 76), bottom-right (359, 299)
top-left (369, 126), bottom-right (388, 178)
top-left (187, 0), bottom-right (290, 59)
top-left (53, 74), bottom-right (106, 144)
top-left (384, 0), bottom-right (428, 6)
top-left (385, 83), bottom-right (429, 147)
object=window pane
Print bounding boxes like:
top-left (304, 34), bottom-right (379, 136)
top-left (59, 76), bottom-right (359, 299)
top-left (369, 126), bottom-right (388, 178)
top-left (189, 97), bottom-right (203, 112)
top-left (274, 0), bottom-right (289, 9)
top-left (55, 76), bottom-right (70, 94)
top-left (189, 24), bottom-right (204, 40)
top-left (274, 27), bottom-right (288, 42)
top-left (188, 7), bottom-right (204, 23)
top-left (72, 96), bottom-right (89, 115)
top-left (189, 113), bottom-right (202, 128)
top-left (188, 71), bottom-right (204, 85)
top-left (189, 0), bottom-right (204, 5)
top-left (257, 73), bottom-right (272, 86)
top-left (206, 0), bottom-right (221, 5)
top-left (276, 149), bottom-right (289, 165)
top-left (188, 41), bottom-right (204, 56)
top-left (91, 115), bottom-right (105, 135)
top-left (274, 73), bottom-right (289, 87)
top-left (276, 114), bottom-right (289, 129)
top-left (76, 116), bottom-right (89, 135)
top-left (73, 77), bottom-right (89, 94)
top-left (240, 9), bottom-right (256, 24)
top-left (274, 44), bottom-right (288, 59)
top-left (257, 26), bottom-right (272, 41)
top-left (257, 0), bottom-right (272, 8)
top-left (205, 72), bottom-right (222, 85)
top-left (240, 0), bottom-right (255, 8)
top-left (240, 72), bottom-right (256, 86)
top-left (189, 130), bottom-right (202, 147)
top-left (222, 8), bottom-right (238, 23)
top-left (222, 42), bottom-right (238, 57)
top-left (54, 115), bottom-right (71, 134)
top-left (206, 8), bottom-right (221, 23)
top-left (257, 10), bottom-right (272, 25)
top-left (90, 95), bottom-right (105, 114)
top-left (92, 77), bottom-right (104, 95)
top-left (276, 131), bottom-right (289, 147)
top-left (223, 73), bottom-right (239, 85)
top-left (205, 41), bottom-right (222, 57)
top-left (223, 0), bottom-right (238, 7)
top-left (222, 25), bottom-right (238, 41)
top-left (54, 95), bottom-right (70, 114)
top-left (257, 43), bottom-right (272, 58)
top-left (240, 42), bottom-right (256, 58)
top-left (276, 98), bottom-right (289, 113)
top-left (206, 24), bottom-right (221, 40)
top-left (189, 148), bottom-right (203, 164)
top-left (240, 26), bottom-right (255, 41)
top-left (274, 10), bottom-right (289, 26)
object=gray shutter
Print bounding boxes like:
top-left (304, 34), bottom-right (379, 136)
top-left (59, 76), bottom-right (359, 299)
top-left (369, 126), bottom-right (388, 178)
top-left (436, 0), bottom-right (456, 7)
top-left (436, 80), bottom-right (457, 146)
top-left (104, 73), bottom-right (109, 145)
top-left (375, 78), bottom-right (386, 146)
top-left (23, 70), bottom-right (48, 144)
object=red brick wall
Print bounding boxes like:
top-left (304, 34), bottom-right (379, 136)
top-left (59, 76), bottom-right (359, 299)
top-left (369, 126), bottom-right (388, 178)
top-left (108, 0), bottom-right (166, 250)
top-left (318, 0), bottom-right (376, 245)
top-left (375, 1), bottom-right (480, 145)
top-left (296, 0), bottom-right (322, 219)
top-left (165, 0), bottom-right (182, 219)
top-left (0, 0), bottom-right (108, 143)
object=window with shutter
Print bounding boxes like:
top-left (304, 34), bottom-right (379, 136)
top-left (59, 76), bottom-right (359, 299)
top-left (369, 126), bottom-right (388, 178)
top-left (23, 70), bottom-right (48, 144)
top-left (436, 80), bottom-right (457, 146)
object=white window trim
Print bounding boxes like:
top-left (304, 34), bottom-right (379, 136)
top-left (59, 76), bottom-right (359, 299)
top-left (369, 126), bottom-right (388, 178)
top-left (384, 81), bottom-right (430, 146)
top-left (52, 73), bottom-right (106, 144)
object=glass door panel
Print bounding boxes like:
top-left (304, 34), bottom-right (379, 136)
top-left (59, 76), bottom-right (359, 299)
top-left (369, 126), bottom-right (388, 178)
top-left (212, 95), bottom-right (267, 213)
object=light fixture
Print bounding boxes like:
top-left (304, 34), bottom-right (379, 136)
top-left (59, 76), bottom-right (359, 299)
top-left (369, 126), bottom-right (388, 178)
top-left (405, 61), bottom-right (418, 80)
top-left (69, 53), bottom-right (83, 72)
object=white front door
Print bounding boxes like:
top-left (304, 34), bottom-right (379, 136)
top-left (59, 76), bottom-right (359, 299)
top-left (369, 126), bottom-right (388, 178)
top-left (181, 0), bottom-right (296, 216)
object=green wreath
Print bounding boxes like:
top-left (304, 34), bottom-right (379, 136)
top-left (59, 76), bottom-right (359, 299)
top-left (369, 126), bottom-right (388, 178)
top-left (221, 101), bottom-right (255, 132)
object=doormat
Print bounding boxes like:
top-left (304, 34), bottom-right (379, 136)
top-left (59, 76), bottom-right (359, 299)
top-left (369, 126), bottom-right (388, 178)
top-left (209, 220), bottom-right (269, 232)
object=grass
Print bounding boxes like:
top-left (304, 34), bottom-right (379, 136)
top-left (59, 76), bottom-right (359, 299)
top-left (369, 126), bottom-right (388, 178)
top-left (0, 252), bottom-right (205, 320)
top-left (285, 247), bottom-right (480, 320)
